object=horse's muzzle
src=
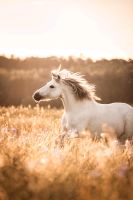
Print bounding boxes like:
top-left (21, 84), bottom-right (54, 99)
top-left (33, 92), bottom-right (43, 102)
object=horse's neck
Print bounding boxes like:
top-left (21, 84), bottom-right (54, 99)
top-left (61, 88), bottom-right (94, 113)
top-left (61, 91), bottom-right (76, 112)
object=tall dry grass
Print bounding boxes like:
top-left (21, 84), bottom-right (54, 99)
top-left (0, 106), bottom-right (133, 200)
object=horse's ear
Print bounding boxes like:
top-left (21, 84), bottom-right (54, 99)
top-left (57, 75), bottom-right (60, 80)
top-left (58, 64), bottom-right (61, 71)
top-left (51, 71), bottom-right (60, 82)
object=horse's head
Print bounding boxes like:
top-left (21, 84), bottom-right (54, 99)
top-left (33, 67), bottom-right (64, 102)
top-left (33, 66), bottom-right (100, 103)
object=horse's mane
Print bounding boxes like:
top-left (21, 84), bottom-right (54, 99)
top-left (52, 69), bottom-right (100, 101)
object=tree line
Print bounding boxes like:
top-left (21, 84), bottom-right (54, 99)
top-left (0, 55), bottom-right (133, 107)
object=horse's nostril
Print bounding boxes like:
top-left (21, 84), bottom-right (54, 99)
top-left (33, 92), bottom-right (42, 101)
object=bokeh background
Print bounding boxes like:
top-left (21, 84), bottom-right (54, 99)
top-left (0, 56), bottom-right (133, 107)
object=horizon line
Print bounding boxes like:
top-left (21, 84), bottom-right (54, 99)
top-left (0, 53), bottom-right (132, 62)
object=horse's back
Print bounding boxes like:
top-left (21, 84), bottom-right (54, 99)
top-left (102, 102), bottom-right (133, 116)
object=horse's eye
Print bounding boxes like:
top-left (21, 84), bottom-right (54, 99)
top-left (50, 85), bottom-right (55, 88)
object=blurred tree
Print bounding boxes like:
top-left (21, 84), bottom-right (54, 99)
top-left (0, 56), bottom-right (133, 106)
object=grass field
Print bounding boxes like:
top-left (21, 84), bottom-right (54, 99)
top-left (0, 106), bottom-right (133, 200)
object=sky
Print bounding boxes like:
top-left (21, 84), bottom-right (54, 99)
top-left (0, 0), bottom-right (133, 60)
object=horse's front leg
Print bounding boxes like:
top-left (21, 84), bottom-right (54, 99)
top-left (58, 127), bottom-right (79, 142)
top-left (59, 113), bottom-right (68, 140)
top-left (60, 114), bottom-right (79, 140)
top-left (58, 128), bottom-right (79, 145)
top-left (56, 127), bottom-right (79, 147)
top-left (67, 128), bottom-right (79, 138)
top-left (59, 127), bottom-right (68, 140)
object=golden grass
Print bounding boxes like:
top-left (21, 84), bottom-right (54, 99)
top-left (0, 106), bottom-right (133, 200)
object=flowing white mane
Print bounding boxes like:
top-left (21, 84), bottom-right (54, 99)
top-left (52, 69), bottom-right (100, 101)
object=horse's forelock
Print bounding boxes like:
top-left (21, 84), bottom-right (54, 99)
top-left (51, 69), bottom-right (70, 81)
top-left (51, 70), bottom-right (60, 82)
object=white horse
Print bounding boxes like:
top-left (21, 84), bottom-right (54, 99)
top-left (33, 67), bottom-right (133, 141)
